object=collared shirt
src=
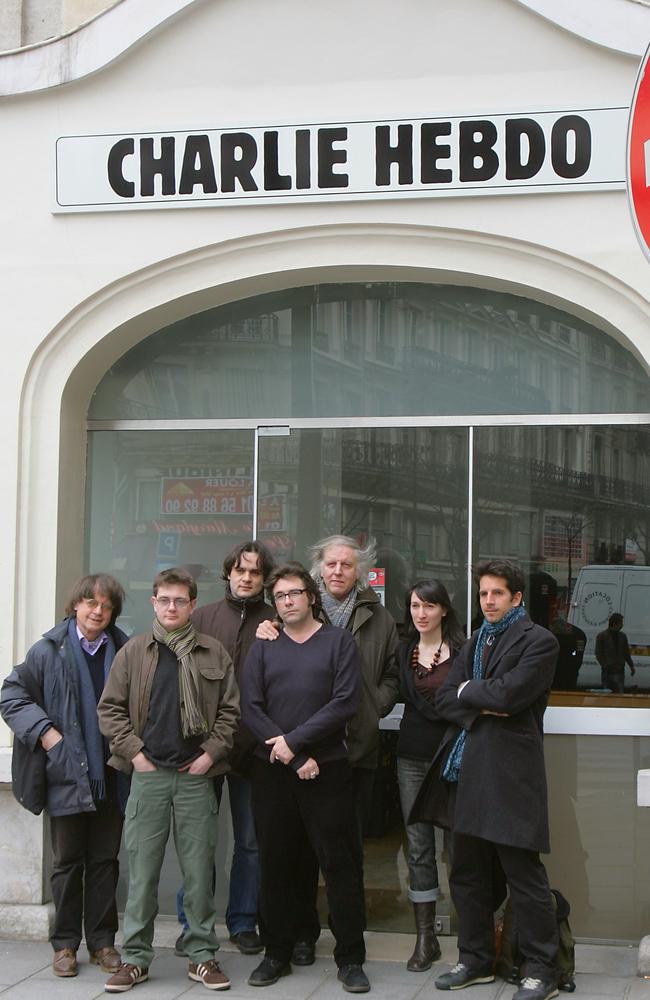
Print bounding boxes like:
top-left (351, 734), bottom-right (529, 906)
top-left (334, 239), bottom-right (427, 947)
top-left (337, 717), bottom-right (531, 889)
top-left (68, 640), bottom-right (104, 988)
top-left (76, 625), bottom-right (108, 657)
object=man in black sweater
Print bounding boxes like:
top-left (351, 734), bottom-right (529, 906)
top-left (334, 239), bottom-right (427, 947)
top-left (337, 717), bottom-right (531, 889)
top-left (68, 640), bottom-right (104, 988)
top-left (242, 562), bottom-right (370, 995)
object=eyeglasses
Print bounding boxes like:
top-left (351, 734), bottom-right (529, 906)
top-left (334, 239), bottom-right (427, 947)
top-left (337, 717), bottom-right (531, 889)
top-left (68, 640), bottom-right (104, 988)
top-left (83, 598), bottom-right (114, 613)
top-left (154, 596), bottom-right (191, 608)
top-left (274, 588), bottom-right (308, 604)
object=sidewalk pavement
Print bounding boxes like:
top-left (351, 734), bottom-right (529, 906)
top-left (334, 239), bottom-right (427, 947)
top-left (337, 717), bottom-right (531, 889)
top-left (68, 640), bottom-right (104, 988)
top-left (0, 922), bottom-right (646, 1000)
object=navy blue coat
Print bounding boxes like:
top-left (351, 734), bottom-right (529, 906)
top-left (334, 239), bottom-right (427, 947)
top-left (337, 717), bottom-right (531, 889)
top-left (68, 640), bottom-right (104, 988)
top-left (1, 618), bottom-right (128, 817)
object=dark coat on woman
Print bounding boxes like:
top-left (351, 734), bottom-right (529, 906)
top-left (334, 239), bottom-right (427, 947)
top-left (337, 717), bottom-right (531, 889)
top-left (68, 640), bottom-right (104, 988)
top-left (412, 615), bottom-right (558, 854)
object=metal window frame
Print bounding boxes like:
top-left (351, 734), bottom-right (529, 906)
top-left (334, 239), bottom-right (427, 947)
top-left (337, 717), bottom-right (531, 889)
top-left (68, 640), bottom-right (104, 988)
top-left (86, 410), bottom-right (650, 735)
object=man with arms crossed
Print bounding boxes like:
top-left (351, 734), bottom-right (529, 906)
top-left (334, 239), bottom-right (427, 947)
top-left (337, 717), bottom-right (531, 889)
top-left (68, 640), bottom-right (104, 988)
top-left (434, 560), bottom-right (559, 1000)
top-left (242, 563), bottom-right (369, 993)
top-left (98, 568), bottom-right (239, 993)
top-left (175, 540), bottom-right (275, 956)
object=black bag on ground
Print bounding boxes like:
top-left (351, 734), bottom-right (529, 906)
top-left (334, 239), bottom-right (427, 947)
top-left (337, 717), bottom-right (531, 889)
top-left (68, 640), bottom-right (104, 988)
top-left (495, 889), bottom-right (576, 992)
top-left (9, 662), bottom-right (47, 815)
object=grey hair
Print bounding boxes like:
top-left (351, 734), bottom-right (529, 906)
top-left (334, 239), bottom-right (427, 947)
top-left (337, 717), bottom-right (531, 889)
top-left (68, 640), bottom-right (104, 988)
top-left (308, 535), bottom-right (377, 590)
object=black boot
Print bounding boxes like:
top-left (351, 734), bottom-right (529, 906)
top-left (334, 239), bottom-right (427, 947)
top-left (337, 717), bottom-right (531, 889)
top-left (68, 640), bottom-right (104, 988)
top-left (407, 901), bottom-right (441, 972)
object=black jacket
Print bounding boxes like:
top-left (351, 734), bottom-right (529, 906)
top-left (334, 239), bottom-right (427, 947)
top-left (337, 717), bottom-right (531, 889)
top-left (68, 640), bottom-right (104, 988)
top-left (413, 616), bottom-right (558, 853)
top-left (1, 618), bottom-right (128, 816)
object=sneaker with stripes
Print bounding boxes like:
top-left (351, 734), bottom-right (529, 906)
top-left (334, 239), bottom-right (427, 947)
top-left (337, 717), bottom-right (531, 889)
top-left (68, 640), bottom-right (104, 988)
top-left (188, 959), bottom-right (231, 991)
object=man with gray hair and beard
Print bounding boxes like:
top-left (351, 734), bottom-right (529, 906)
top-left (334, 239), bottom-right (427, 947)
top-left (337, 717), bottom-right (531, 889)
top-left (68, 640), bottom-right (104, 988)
top-left (256, 534), bottom-right (399, 966)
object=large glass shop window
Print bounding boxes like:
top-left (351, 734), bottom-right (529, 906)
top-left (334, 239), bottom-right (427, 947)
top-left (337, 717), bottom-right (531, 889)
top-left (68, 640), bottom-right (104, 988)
top-left (474, 425), bottom-right (650, 695)
top-left (89, 284), bottom-right (650, 420)
top-left (85, 430), bottom-right (255, 635)
top-left (256, 426), bottom-right (469, 625)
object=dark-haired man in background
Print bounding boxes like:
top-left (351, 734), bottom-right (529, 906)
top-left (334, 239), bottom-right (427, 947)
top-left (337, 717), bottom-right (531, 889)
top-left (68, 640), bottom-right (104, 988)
top-left (595, 612), bottom-right (635, 694)
top-left (175, 541), bottom-right (276, 956)
top-left (433, 560), bottom-right (559, 1000)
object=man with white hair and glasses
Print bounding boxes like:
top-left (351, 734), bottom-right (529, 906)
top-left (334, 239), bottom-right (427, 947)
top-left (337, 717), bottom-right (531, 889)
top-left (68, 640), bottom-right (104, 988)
top-left (256, 534), bottom-right (399, 966)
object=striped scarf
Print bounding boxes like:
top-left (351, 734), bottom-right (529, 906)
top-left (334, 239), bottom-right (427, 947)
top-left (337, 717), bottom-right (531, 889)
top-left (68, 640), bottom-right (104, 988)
top-left (442, 605), bottom-right (527, 782)
top-left (152, 618), bottom-right (207, 738)
top-left (321, 585), bottom-right (358, 629)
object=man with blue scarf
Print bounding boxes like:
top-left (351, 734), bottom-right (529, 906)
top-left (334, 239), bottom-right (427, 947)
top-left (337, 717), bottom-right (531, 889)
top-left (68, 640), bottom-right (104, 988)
top-left (434, 560), bottom-right (559, 1000)
top-left (1, 573), bottom-right (128, 979)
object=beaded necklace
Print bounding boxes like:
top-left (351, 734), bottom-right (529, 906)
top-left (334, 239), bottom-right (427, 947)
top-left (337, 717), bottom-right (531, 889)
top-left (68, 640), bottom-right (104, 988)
top-left (411, 637), bottom-right (445, 680)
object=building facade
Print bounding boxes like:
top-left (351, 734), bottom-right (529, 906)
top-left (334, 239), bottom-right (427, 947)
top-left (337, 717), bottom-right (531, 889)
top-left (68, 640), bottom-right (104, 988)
top-left (1, 0), bottom-right (650, 943)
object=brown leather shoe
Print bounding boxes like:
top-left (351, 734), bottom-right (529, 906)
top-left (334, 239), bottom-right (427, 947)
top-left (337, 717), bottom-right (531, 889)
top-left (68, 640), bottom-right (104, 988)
top-left (89, 946), bottom-right (122, 972)
top-left (53, 947), bottom-right (78, 977)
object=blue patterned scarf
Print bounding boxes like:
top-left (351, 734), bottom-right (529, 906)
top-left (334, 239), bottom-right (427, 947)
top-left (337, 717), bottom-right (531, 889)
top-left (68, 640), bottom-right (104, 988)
top-left (67, 617), bottom-right (116, 802)
top-left (442, 605), bottom-right (527, 782)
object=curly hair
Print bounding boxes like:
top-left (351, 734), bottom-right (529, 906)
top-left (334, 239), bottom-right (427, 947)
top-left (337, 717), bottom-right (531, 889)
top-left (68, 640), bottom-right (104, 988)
top-left (308, 535), bottom-right (377, 589)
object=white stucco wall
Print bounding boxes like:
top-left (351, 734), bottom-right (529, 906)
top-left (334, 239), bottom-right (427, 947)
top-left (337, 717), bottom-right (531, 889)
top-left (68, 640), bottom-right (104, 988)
top-left (1, 0), bottom-right (650, 935)
top-left (1, 0), bottom-right (649, 691)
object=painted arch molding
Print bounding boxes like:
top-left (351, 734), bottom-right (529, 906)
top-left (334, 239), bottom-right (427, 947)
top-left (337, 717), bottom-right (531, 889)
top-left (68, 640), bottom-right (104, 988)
top-left (0, 0), bottom-right (648, 96)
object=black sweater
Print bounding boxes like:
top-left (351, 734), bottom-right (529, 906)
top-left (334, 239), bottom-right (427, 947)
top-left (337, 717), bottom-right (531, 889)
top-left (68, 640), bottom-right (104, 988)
top-left (241, 624), bottom-right (361, 771)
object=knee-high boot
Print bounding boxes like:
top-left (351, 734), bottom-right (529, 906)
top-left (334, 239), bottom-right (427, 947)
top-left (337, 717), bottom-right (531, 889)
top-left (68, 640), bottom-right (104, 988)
top-left (407, 901), bottom-right (441, 972)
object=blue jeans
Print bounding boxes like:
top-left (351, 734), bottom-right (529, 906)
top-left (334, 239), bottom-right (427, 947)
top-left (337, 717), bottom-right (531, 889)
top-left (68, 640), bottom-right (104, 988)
top-left (397, 756), bottom-right (441, 903)
top-left (177, 772), bottom-right (259, 935)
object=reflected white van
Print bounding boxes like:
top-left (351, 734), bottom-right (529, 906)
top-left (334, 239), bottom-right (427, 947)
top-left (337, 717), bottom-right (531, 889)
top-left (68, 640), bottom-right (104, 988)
top-left (568, 564), bottom-right (650, 689)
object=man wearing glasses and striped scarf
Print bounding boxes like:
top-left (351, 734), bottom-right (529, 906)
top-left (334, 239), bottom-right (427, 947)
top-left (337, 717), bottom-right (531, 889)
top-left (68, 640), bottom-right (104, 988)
top-left (98, 568), bottom-right (240, 993)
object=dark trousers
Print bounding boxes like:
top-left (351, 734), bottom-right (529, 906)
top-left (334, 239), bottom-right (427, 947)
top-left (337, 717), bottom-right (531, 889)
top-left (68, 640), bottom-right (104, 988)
top-left (450, 831), bottom-right (558, 980)
top-left (252, 758), bottom-right (366, 967)
top-left (292, 765), bottom-right (373, 944)
top-left (49, 798), bottom-right (123, 952)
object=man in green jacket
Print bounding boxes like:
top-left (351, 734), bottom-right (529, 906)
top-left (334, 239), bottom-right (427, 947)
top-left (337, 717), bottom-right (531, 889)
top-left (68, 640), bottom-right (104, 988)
top-left (98, 568), bottom-right (240, 993)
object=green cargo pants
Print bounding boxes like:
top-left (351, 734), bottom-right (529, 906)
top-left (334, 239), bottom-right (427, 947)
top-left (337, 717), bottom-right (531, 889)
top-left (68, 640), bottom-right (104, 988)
top-left (121, 769), bottom-right (219, 967)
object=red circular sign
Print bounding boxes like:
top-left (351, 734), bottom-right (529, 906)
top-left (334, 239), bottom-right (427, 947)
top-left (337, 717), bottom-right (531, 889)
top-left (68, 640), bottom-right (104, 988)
top-left (628, 43), bottom-right (650, 260)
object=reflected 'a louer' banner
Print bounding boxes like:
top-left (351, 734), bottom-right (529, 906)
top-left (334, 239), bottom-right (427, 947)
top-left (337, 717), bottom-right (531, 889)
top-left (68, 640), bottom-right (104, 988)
top-left (54, 106), bottom-right (626, 212)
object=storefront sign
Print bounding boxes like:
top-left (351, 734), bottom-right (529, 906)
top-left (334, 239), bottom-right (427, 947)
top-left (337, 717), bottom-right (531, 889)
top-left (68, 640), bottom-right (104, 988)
top-left (54, 107), bottom-right (626, 212)
top-left (628, 43), bottom-right (650, 261)
top-left (162, 476), bottom-right (253, 515)
top-left (160, 477), bottom-right (285, 529)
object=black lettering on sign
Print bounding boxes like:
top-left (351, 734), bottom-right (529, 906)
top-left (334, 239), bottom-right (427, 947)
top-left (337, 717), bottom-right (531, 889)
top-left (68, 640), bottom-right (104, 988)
top-left (375, 124), bottom-right (413, 186)
top-left (264, 131), bottom-right (292, 191)
top-left (551, 115), bottom-right (591, 178)
top-left (318, 128), bottom-right (349, 188)
top-left (179, 135), bottom-right (217, 194)
top-left (505, 118), bottom-right (545, 180)
top-left (420, 123), bottom-right (452, 184)
top-left (107, 138), bottom-right (135, 198)
top-left (459, 121), bottom-right (498, 182)
top-left (295, 129), bottom-right (311, 189)
top-left (140, 137), bottom-right (176, 197)
top-left (220, 133), bottom-right (259, 193)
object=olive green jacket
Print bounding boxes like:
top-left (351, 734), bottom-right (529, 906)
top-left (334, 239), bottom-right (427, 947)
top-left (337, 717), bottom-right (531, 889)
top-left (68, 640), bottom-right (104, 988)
top-left (322, 587), bottom-right (399, 769)
top-left (98, 630), bottom-right (240, 777)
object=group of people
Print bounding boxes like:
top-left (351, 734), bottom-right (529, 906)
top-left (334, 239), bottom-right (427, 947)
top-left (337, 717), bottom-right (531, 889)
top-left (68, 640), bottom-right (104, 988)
top-left (0, 535), bottom-right (563, 1000)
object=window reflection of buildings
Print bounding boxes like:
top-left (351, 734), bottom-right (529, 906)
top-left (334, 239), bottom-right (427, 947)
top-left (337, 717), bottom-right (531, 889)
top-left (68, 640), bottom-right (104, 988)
top-left (90, 285), bottom-right (650, 421)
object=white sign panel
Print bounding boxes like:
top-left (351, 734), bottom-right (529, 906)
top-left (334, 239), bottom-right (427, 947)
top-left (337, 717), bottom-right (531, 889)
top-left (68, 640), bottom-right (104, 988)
top-left (54, 107), bottom-right (627, 213)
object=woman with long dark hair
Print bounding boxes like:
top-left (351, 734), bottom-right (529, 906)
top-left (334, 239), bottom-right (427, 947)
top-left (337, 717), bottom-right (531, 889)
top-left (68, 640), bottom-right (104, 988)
top-left (397, 579), bottom-right (465, 972)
